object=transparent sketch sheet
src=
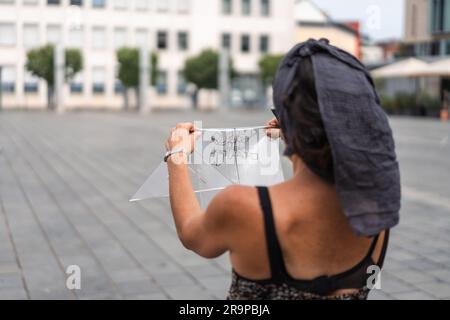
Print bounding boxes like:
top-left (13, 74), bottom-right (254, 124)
top-left (131, 127), bottom-right (284, 208)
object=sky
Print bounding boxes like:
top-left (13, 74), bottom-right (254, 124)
top-left (311, 0), bottom-right (406, 41)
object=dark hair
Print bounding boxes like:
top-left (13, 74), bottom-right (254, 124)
top-left (282, 57), bottom-right (334, 184)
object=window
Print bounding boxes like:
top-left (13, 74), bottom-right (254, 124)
top-left (92, 0), bottom-right (106, 8)
top-left (411, 4), bottom-right (417, 37)
top-left (92, 26), bottom-right (107, 49)
top-left (177, 32), bottom-right (189, 51)
top-left (241, 34), bottom-right (250, 53)
top-left (135, 29), bottom-right (149, 48)
top-left (222, 0), bottom-right (232, 14)
top-left (47, 0), bottom-right (61, 5)
top-left (113, 27), bottom-right (127, 48)
top-left (47, 25), bottom-right (62, 44)
top-left (241, 0), bottom-right (251, 15)
top-left (0, 23), bottom-right (16, 46)
top-left (177, 71), bottom-right (187, 95)
top-left (260, 0), bottom-right (270, 16)
top-left (177, 0), bottom-right (190, 13)
top-left (157, 0), bottom-right (169, 11)
top-left (259, 35), bottom-right (269, 53)
top-left (156, 70), bottom-right (168, 95)
top-left (0, 0), bottom-right (15, 4)
top-left (23, 0), bottom-right (39, 4)
top-left (0, 66), bottom-right (15, 93)
top-left (135, 0), bottom-right (150, 10)
top-left (157, 31), bottom-right (168, 50)
top-left (70, 0), bottom-right (83, 5)
top-left (431, 0), bottom-right (445, 33)
top-left (70, 73), bottom-right (83, 93)
top-left (222, 33), bottom-right (232, 50)
top-left (114, 0), bottom-right (128, 10)
top-left (69, 27), bottom-right (84, 48)
top-left (23, 24), bottom-right (40, 48)
top-left (114, 80), bottom-right (125, 94)
top-left (92, 67), bottom-right (106, 94)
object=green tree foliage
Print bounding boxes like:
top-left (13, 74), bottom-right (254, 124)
top-left (116, 48), bottom-right (159, 110)
top-left (380, 92), bottom-right (441, 116)
top-left (184, 49), bottom-right (220, 90)
top-left (25, 44), bottom-right (83, 109)
top-left (258, 54), bottom-right (283, 86)
top-left (183, 49), bottom-right (235, 108)
top-left (116, 48), bottom-right (158, 88)
top-left (65, 48), bottom-right (83, 81)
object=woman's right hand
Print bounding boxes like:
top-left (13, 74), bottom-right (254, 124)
top-left (266, 118), bottom-right (281, 139)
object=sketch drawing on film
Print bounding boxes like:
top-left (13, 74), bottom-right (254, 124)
top-left (130, 126), bottom-right (284, 207)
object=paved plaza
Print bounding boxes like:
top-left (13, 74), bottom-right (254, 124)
top-left (0, 110), bottom-right (449, 300)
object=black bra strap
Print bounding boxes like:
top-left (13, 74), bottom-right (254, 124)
top-left (376, 229), bottom-right (390, 268)
top-left (366, 233), bottom-right (380, 260)
top-left (256, 186), bottom-right (391, 289)
top-left (257, 186), bottom-right (286, 282)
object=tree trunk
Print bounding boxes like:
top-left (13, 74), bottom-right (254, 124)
top-left (123, 88), bottom-right (129, 111)
top-left (47, 85), bottom-right (54, 110)
top-left (192, 89), bottom-right (199, 110)
top-left (136, 87), bottom-right (140, 111)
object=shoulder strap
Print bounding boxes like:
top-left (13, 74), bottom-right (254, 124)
top-left (257, 186), bottom-right (287, 282)
top-left (366, 234), bottom-right (380, 259)
top-left (364, 229), bottom-right (390, 267)
top-left (376, 229), bottom-right (390, 268)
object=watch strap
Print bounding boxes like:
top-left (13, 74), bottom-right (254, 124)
top-left (164, 147), bottom-right (186, 162)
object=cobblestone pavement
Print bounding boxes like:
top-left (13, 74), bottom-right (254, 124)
top-left (0, 110), bottom-right (449, 300)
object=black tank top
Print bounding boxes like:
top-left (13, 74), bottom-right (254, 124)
top-left (228, 186), bottom-right (390, 300)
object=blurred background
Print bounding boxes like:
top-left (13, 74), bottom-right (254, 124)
top-left (0, 0), bottom-right (449, 300)
top-left (0, 0), bottom-right (449, 115)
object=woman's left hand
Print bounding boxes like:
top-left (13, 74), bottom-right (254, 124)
top-left (165, 123), bottom-right (201, 155)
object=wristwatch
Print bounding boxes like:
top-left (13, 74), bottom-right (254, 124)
top-left (164, 147), bottom-right (187, 163)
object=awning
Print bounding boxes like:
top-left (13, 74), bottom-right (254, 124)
top-left (372, 58), bottom-right (430, 78)
top-left (427, 58), bottom-right (450, 77)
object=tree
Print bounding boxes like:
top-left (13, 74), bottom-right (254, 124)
top-left (116, 48), bottom-right (158, 110)
top-left (183, 49), bottom-right (235, 109)
top-left (258, 54), bottom-right (283, 87)
top-left (26, 44), bottom-right (83, 110)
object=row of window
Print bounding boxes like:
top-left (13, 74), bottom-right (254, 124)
top-left (0, 23), bottom-right (270, 53)
top-left (0, 0), bottom-right (191, 13)
top-left (222, 0), bottom-right (271, 17)
top-left (0, 67), bottom-right (185, 96)
top-left (413, 40), bottom-right (450, 56)
top-left (0, 0), bottom-right (272, 17)
top-left (0, 23), bottom-right (191, 50)
top-left (222, 33), bottom-right (269, 53)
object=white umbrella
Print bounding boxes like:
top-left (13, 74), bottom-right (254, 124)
top-left (372, 58), bottom-right (430, 78)
top-left (427, 58), bottom-right (450, 77)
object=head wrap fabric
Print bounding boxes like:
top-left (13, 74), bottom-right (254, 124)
top-left (273, 39), bottom-right (401, 237)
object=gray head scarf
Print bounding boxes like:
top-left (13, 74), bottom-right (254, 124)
top-left (273, 38), bottom-right (401, 237)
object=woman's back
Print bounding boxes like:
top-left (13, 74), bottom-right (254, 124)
top-left (226, 175), bottom-right (387, 299)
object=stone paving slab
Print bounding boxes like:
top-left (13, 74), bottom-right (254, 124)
top-left (0, 111), bottom-right (449, 300)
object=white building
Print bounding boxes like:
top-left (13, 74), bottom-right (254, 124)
top-left (295, 0), bottom-right (360, 58)
top-left (0, 0), bottom-right (296, 110)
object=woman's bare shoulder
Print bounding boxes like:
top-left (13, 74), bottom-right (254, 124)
top-left (208, 185), bottom-right (260, 222)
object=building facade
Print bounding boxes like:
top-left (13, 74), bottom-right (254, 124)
top-left (295, 0), bottom-right (360, 59)
top-left (404, 0), bottom-right (450, 56)
top-left (0, 0), bottom-right (296, 110)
